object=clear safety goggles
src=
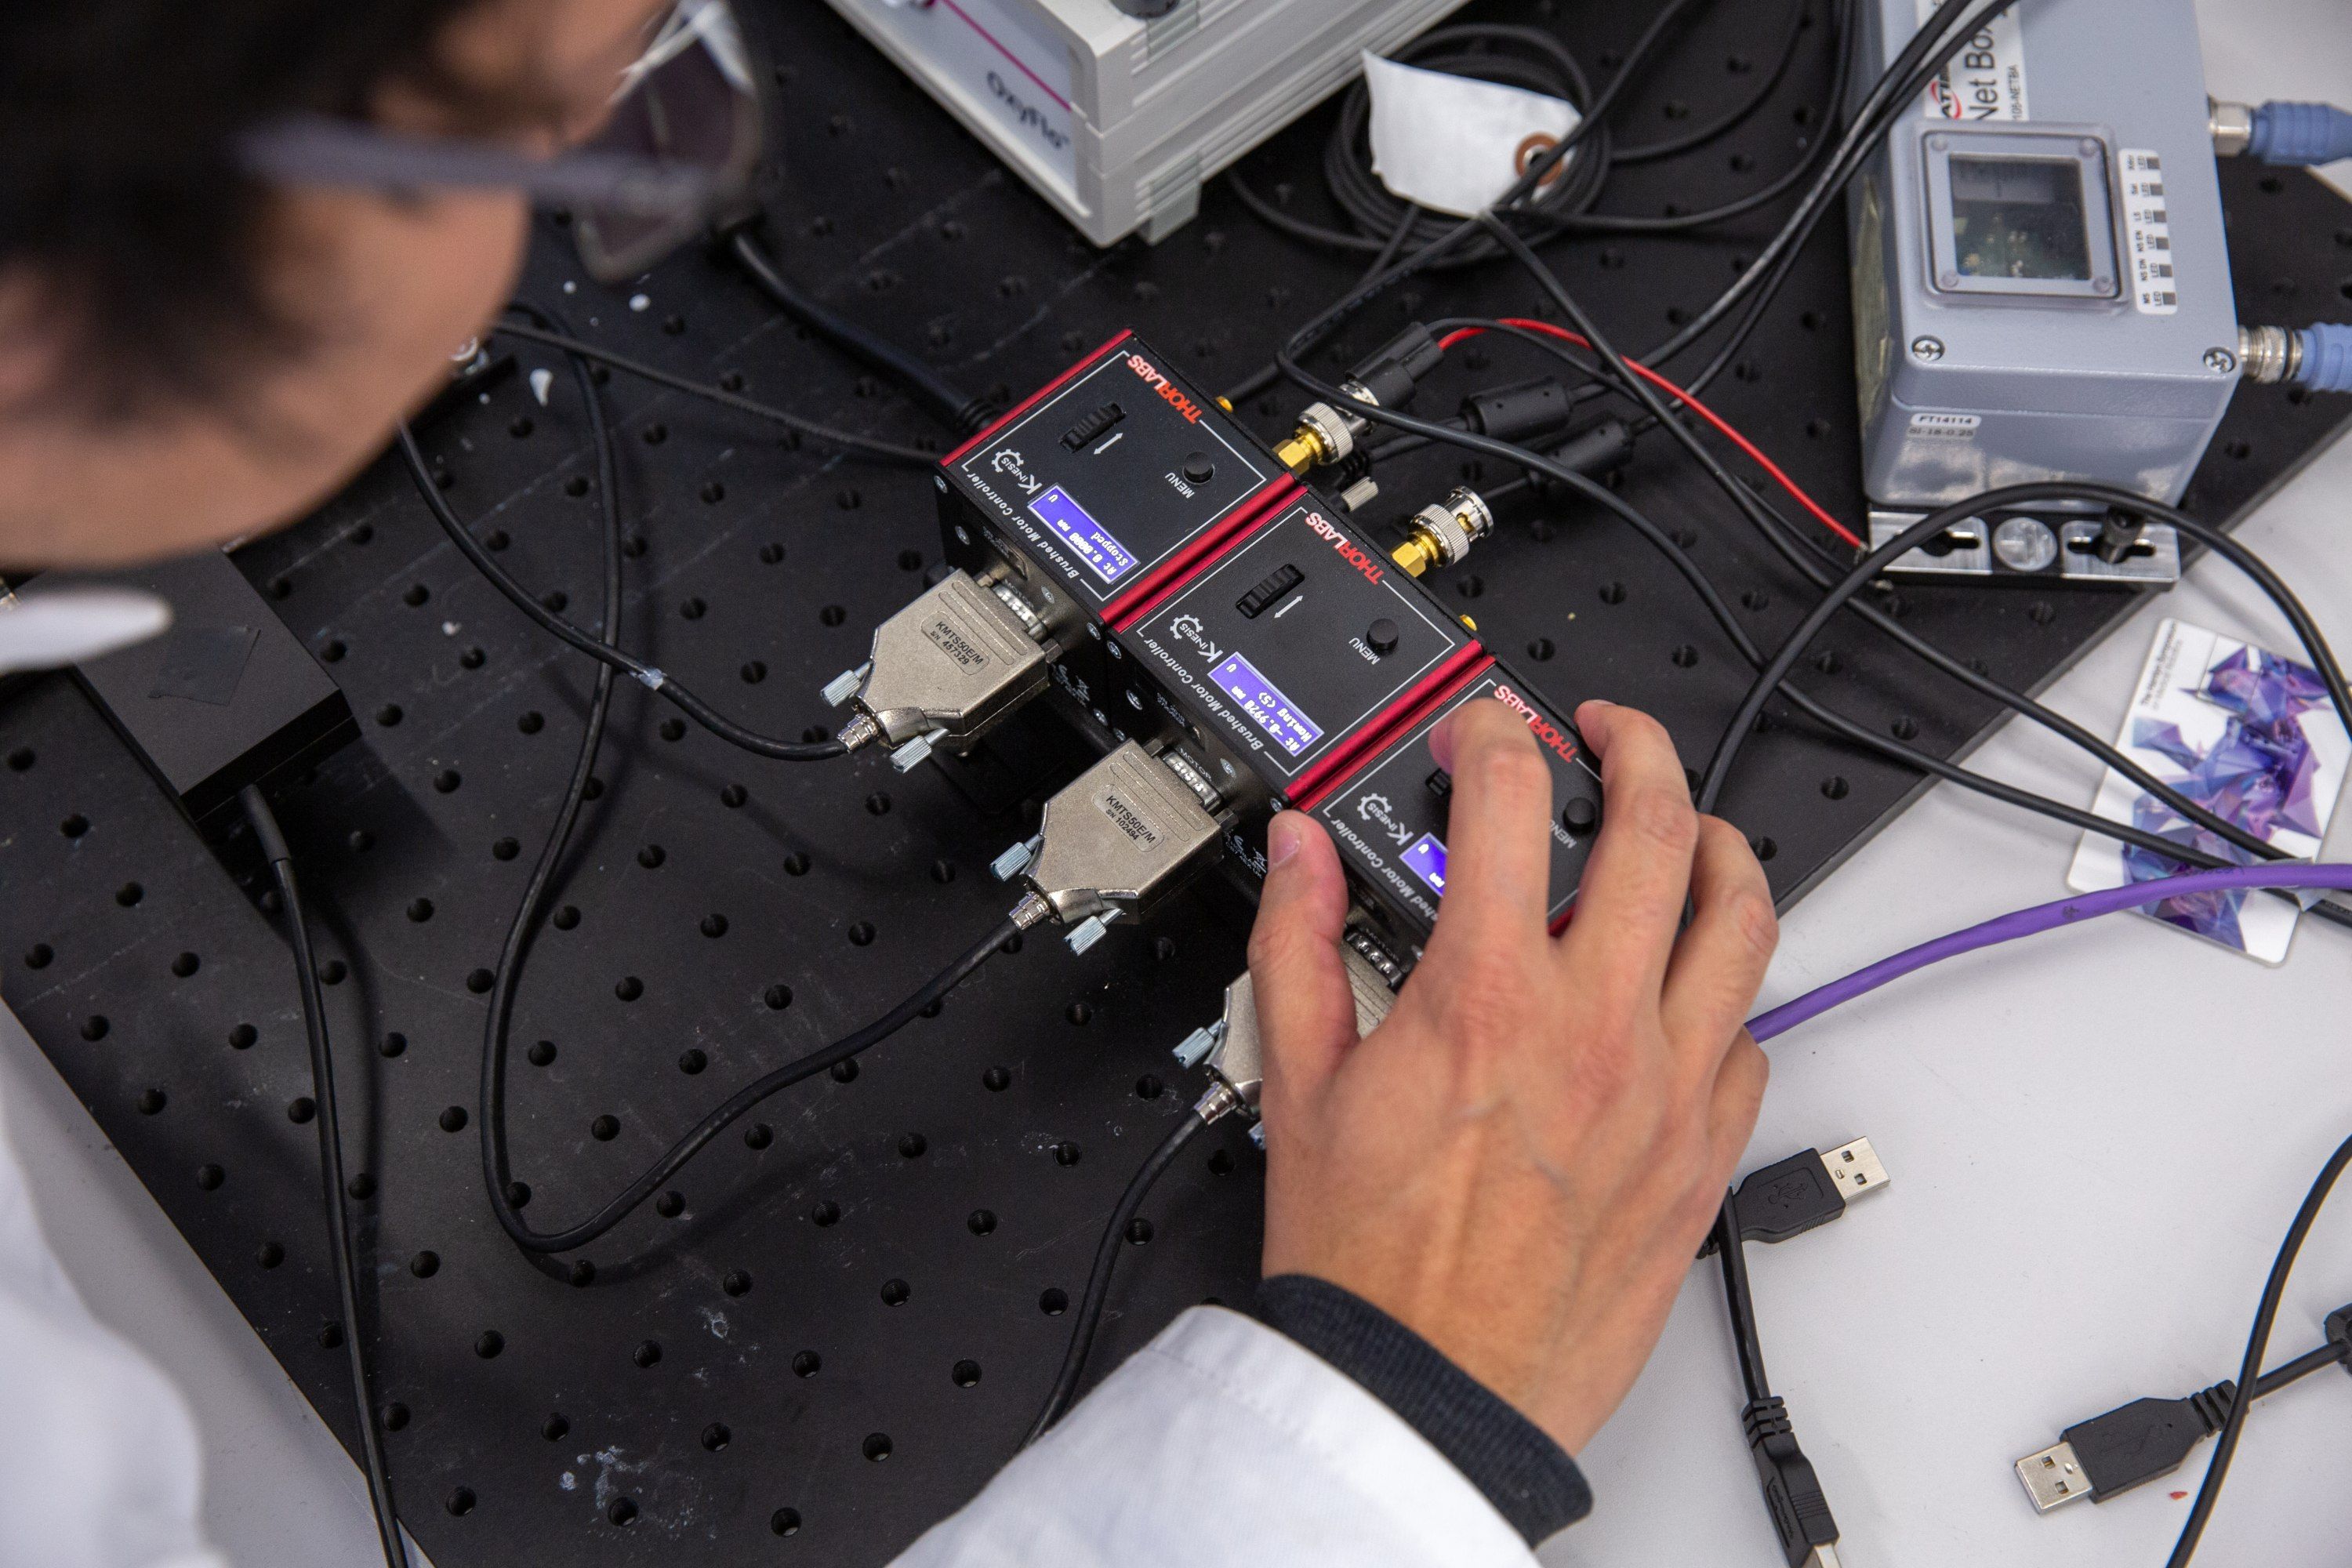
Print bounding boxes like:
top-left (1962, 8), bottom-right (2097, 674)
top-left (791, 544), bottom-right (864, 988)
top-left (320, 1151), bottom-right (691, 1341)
top-left (238, 0), bottom-right (761, 282)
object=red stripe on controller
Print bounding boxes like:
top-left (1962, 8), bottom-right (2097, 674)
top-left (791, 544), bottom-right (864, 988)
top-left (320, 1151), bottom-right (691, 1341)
top-left (1105, 477), bottom-right (1301, 631)
top-left (1289, 653), bottom-right (1495, 813)
top-left (1287, 644), bottom-right (1490, 809)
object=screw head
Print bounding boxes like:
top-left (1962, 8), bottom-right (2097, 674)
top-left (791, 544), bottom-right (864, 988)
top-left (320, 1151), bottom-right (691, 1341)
top-left (2204, 347), bottom-right (2238, 374)
top-left (1991, 516), bottom-right (2060, 574)
top-left (1911, 336), bottom-right (1946, 362)
top-left (1937, 271), bottom-right (1961, 289)
top-left (2081, 138), bottom-right (2102, 157)
top-left (1929, 133), bottom-right (1950, 152)
top-left (2092, 276), bottom-right (2114, 294)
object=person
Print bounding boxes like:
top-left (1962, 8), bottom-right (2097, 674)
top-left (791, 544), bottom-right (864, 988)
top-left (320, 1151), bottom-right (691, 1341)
top-left (0, 2), bottom-right (1777, 1563)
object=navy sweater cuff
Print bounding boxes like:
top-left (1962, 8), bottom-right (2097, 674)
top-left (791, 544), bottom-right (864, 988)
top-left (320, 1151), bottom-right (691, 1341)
top-left (1254, 1274), bottom-right (1593, 1546)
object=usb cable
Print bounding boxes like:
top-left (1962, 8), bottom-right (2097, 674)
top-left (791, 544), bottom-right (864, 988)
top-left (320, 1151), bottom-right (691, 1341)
top-left (2016, 1302), bottom-right (2352, 1511)
top-left (1700, 1138), bottom-right (1889, 1255)
top-left (1707, 1138), bottom-right (1889, 1568)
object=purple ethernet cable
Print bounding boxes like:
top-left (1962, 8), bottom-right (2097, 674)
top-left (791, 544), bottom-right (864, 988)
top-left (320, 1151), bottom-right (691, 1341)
top-left (1748, 864), bottom-right (2352, 1045)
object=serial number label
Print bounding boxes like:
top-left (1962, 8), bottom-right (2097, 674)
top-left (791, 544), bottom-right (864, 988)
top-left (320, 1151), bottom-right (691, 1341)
top-left (922, 618), bottom-right (989, 668)
top-left (1096, 789), bottom-right (1161, 848)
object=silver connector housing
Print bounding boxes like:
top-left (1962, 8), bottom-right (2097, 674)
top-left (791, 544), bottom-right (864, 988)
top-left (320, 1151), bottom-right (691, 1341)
top-left (1183, 932), bottom-right (1402, 1112)
top-left (833, 570), bottom-right (1049, 753)
top-left (2238, 324), bottom-right (2303, 384)
top-left (1018, 741), bottom-right (1223, 931)
top-left (2210, 98), bottom-right (2254, 158)
top-left (2015, 1440), bottom-right (2092, 1512)
top-left (1407, 485), bottom-right (1497, 569)
top-left (1296, 399), bottom-right (1361, 463)
top-left (1821, 1137), bottom-right (1889, 1203)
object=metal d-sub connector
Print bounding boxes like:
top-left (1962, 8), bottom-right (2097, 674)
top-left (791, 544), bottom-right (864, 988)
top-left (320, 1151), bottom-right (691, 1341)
top-left (1174, 935), bottom-right (1403, 1113)
top-left (829, 570), bottom-right (1050, 760)
top-left (1016, 742), bottom-right (1223, 953)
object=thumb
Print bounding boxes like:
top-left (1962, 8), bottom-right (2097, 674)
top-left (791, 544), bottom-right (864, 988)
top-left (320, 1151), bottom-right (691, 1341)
top-left (1247, 811), bottom-right (1358, 1109)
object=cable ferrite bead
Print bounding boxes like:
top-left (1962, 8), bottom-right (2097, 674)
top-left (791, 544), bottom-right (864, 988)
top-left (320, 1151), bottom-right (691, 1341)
top-left (1460, 377), bottom-right (1574, 445)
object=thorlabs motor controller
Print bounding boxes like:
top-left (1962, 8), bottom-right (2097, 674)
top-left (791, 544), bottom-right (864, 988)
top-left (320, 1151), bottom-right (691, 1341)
top-left (829, 330), bottom-right (1602, 972)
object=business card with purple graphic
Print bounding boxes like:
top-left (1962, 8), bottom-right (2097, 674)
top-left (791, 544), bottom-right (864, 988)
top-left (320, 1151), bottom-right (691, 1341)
top-left (2069, 619), bottom-right (2350, 964)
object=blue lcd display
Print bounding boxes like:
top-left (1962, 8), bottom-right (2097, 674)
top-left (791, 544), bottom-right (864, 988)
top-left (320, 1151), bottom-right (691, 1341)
top-left (1028, 485), bottom-right (1139, 584)
top-left (1400, 833), bottom-right (1449, 895)
top-left (1210, 652), bottom-right (1324, 757)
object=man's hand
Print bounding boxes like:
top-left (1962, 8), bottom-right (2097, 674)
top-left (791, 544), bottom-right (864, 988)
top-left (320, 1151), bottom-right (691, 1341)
top-left (1250, 698), bottom-right (1774, 1454)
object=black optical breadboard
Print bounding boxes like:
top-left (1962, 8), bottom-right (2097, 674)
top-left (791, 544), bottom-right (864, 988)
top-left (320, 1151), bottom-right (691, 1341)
top-left (4, 1), bottom-right (2350, 1563)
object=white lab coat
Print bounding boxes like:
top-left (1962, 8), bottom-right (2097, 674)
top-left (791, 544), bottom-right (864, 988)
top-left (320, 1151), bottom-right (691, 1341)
top-left (0, 1105), bottom-right (224, 1568)
top-left (0, 1100), bottom-right (1534, 1568)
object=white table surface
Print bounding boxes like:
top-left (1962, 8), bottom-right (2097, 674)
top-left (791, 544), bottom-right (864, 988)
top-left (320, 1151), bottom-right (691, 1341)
top-left (5, 7), bottom-right (2351, 1565)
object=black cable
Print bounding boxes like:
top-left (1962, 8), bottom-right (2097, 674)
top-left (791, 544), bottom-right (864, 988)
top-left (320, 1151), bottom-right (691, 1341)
top-left (1445, 234), bottom-right (2307, 869)
top-left (1022, 1109), bottom-right (1207, 1446)
top-left (494, 915), bottom-right (1022, 1254)
top-left (1610, 0), bottom-right (1813, 163)
top-left (726, 229), bottom-right (993, 434)
top-left (467, 323), bottom-right (622, 1252)
top-left (1258, 0), bottom-right (2006, 456)
top-left (1306, 0), bottom-right (1963, 406)
top-left (2250, 1337), bottom-right (2350, 1398)
top-left (241, 786), bottom-right (408, 1568)
top-left (1226, 9), bottom-right (1671, 261)
top-left (2032, 1317), bottom-right (2352, 1507)
top-left (487, 319), bottom-right (936, 466)
top-left (1519, 0), bottom-right (1857, 240)
top-left (393, 426), bottom-right (847, 762)
top-left (1642, 0), bottom-right (2017, 379)
top-left (1268, 350), bottom-right (2287, 873)
top-left (2139, 499), bottom-right (2352, 722)
top-left (436, 338), bottom-right (1027, 1257)
top-left (1697, 483), bottom-right (2352, 818)
top-left (1712, 1193), bottom-right (1769, 1403)
top-left (1219, 205), bottom-right (1431, 408)
top-left (2168, 1132), bottom-right (2352, 1568)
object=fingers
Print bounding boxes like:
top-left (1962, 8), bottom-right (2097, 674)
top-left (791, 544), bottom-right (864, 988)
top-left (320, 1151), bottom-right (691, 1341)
top-left (1248, 812), bottom-right (1359, 1104)
top-left (1662, 816), bottom-right (1778, 1069)
top-left (1425, 697), bottom-right (1555, 945)
top-left (1557, 702), bottom-right (1700, 1000)
top-left (1701, 1032), bottom-right (1770, 1184)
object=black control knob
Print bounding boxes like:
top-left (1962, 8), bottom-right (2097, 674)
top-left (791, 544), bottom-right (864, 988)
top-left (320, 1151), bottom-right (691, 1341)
top-left (1181, 452), bottom-right (1215, 484)
top-left (1366, 618), bottom-right (1399, 655)
top-left (1563, 796), bottom-right (1599, 834)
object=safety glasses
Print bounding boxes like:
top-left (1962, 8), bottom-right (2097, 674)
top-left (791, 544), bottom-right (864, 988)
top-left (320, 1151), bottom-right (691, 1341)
top-left (238, 0), bottom-right (760, 282)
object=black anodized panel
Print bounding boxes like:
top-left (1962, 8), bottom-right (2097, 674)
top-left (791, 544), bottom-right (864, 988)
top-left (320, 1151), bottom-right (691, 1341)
top-left (943, 337), bottom-right (1275, 614)
top-left (1314, 663), bottom-right (1602, 938)
top-left (1114, 503), bottom-right (1472, 790)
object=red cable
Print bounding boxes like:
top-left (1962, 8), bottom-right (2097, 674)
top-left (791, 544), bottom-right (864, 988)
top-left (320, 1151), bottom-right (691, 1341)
top-left (1435, 318), bottom-right (1864, 549)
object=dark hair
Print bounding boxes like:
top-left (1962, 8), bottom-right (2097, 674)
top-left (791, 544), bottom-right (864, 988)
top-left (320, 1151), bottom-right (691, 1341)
top-left (0, 0), bottom-right (506, 419)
